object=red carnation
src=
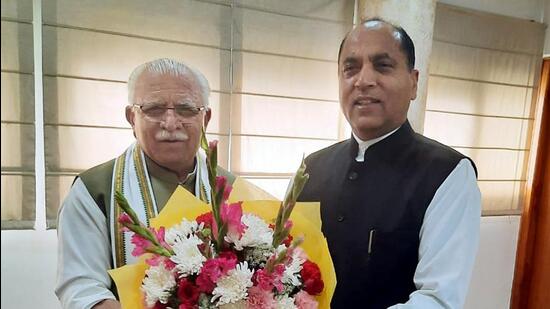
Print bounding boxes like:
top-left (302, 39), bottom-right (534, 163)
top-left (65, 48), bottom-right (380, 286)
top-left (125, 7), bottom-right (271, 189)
top-left (300, 260), bottom-right (324, 295)
top-left (196, 212), bottom-right (213, 229)
top-left (177, 278), bottom-right (200, 307)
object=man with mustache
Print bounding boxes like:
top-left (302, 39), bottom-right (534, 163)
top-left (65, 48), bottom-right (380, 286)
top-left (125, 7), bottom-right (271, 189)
top-left (298, 19), bottom-right (481, 308)
top-left (55, 58), bottom-right (233, 309)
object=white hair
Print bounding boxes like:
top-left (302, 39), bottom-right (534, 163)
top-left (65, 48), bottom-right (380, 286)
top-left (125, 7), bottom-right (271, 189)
top-left (127, 58), bottom-right (210, 107)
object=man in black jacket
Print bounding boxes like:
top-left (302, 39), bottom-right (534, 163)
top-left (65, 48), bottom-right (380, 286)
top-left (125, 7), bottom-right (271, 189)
top-left (299, 18), bottom-right (481, 309)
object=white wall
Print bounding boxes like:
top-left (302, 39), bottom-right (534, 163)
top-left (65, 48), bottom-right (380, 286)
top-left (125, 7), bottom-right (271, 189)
top-left (465, 216), bottom-right (520, 309)
top-left (1, 230), bottom-right (60, 309)
top-left (0, 216), bottom-right (520, 309)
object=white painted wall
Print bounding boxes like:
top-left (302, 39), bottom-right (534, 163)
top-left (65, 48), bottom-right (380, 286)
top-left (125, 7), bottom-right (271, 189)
top-left (1, 230), bottom-right (60, 309)
top-left (0, 216), bottom-right (520, 309)
top-left (465, 216), bottom-right (520, 309)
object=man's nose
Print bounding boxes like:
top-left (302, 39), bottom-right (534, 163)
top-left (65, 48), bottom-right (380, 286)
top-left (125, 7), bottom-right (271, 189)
top-left (160, 109), bottom-right (183, 130)
top-left (354, 66), bottom-right (377, 89)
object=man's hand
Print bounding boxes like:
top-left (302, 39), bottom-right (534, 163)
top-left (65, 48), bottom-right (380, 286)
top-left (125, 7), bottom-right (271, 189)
top-left (92, 299), bottom-right (121, 309)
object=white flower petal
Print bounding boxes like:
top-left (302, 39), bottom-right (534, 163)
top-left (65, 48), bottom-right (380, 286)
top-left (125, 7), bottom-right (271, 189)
top-left (170, 234), bottom-right (206, 277)
top-left (141, 264), bottom-right (176, 307)
top-left (212, 262), bottom-right (254, 305)
top-left (229, 214), bottom-right (273, 250)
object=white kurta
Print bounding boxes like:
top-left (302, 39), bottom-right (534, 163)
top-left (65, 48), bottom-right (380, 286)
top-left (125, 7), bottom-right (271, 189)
top-left (55, 178), bottom-right (116, 309)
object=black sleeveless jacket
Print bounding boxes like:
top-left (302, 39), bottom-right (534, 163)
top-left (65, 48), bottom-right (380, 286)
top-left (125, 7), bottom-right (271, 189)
top-left (298, 121), bottom-right (475, 308)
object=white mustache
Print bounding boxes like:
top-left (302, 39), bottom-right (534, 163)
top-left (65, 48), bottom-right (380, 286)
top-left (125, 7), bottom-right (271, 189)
top-left (155, 130), bottom-right (189, 142)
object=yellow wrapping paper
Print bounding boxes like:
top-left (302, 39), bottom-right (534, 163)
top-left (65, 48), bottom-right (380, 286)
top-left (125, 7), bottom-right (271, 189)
top-left (108, 178), bottom-right (335, 308)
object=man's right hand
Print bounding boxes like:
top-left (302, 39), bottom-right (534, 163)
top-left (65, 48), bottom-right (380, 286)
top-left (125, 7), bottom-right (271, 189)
top-left (92, 299), bottom-right (121, 309)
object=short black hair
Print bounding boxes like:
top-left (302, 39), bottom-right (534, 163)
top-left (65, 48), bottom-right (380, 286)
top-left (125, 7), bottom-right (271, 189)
top-left (338, 17), bottom-right (416, 71)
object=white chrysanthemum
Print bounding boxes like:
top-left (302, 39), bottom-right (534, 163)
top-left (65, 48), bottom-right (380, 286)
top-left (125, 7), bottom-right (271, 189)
top-left (282, 250), bottom-right (305, 286)
top-left (276, 295), bottom-right (297, 309)
top-left (165, 219), bottom-right (203, 245)
top-left (228, 214), bottom-right (273, 250)
top-left (141, 264), bottom-right (176, 307)
top-left (211, 262), bottom-right (254, 305)
top-left (170, 234), bottom-right (206, 277)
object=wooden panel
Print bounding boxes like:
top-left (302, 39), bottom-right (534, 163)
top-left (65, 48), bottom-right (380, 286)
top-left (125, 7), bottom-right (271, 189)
top-left (512, 59), bottom-right (550, 308)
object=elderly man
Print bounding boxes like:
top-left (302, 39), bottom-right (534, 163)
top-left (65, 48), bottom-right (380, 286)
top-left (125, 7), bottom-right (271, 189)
top-left (55, 58), bottom-right (233, 309)
top-left (299, 18), bottom-right (481, 308)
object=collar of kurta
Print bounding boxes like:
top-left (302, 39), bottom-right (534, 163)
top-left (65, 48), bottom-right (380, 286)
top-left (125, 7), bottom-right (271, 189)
top-left (347, 120), bottom-right (416, 161)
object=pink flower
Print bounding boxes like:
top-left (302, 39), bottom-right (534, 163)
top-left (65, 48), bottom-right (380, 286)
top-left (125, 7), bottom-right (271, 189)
top-left (144, 255), bottom-right (174, 268)
top-left (253, 264), bottom-right (285, 293)
top-left (145, 255), bottom-right (162, 266)
top-left (153, 227), bottom-right (171, 250)
top-left (196, 253), bottom-right (238, 293)
top-left (130, 234), bottom-right (151, 257)
top-left (247, 286), bottom-right (276, 309)
top-left (215, 176), bottom-right (232, 202)
top-left (294, 290), bottom-right (318, 309)
top-left (118, 213), bottom-right (132, 225)
top-left (284, 220), bottom-right (293, 230)
top-left (212, 202), bottom-right (245, 241)
top-left (222, 202), bottom-right (245, 236)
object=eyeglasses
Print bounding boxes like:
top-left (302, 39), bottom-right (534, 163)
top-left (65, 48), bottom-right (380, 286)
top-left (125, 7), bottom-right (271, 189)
top-left (134, 104), bottom-right (206, 121)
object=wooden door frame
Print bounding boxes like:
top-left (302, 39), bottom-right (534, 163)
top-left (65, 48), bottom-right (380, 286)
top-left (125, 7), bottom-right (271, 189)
top-left (511, 58), bottom-right (550, 308)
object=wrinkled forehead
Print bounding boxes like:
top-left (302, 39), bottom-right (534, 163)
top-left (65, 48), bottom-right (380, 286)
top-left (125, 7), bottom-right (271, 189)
top-left (134, 72), bottom-right (202, 104)
top-left (137, 92), bottom-right (200, 105)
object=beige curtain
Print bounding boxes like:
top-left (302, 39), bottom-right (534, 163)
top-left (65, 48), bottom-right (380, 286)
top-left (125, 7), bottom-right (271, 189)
top-left (1, 0), bottom-right (36, 229)
top-left (425, 4), bottom-right (545, 214)
top-left (39, 0), bottom-right (353, 228)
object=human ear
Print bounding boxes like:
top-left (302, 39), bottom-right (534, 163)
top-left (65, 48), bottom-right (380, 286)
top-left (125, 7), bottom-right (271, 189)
top-left (125, 105), bottom-right (135, 127)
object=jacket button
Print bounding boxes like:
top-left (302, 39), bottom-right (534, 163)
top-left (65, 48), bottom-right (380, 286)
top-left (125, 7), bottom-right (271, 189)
top-left (348, 171), bottom-right (358, 180)
top-left (337, 215), bottom-right (345, 222)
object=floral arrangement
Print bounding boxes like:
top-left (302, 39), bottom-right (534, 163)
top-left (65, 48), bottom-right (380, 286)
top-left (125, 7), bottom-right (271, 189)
top-left (110, 132), bottom-right (334, 309)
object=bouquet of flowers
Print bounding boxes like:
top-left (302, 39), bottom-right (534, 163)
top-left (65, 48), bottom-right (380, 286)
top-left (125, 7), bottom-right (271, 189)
top-left (108, 132), bottom-right (335, 309)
